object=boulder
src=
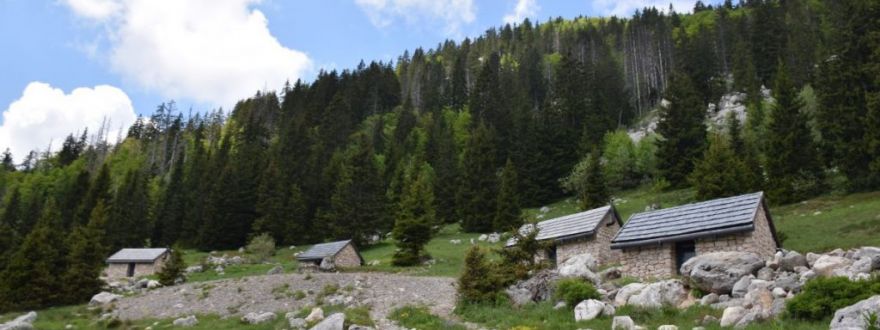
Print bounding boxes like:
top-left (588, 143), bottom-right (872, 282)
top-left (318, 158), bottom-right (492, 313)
top-left (184, 265), bottom-right (204, 274)
top-left (89, 292), bottom-right (122, 305)
top-left (506, 286), bottom-right (534, 306)
top-left (680, 252), bottom-right (764, 294)
top-left (599, 267), bottom-right (622, 281)
top-left (829, 295), bottom-right (880, 329)
top-left (779, 251), bottom-right (808, 272)
top-left (626, 280), bottom-right (689, 308)
top-left (657, 326), bottom-right (678, 330)
top-left (241, 312), bottom-right (277, 324)
top-left (508, 269), bottom-right (561, 302)
top-left (735, 309), bottom-right (761, 328)
top-left (771, 287), bottom-right (787, 298)
top-left (851, 257), bottom-right (874, 274)
top-left (813, 255), bottom-right (853, 277)
top-left (347, 326), bottom-right (374, 330)
top-left (146, 280), bottom-right (161, 289)
top-left (305, 307), bottom-right (324, 323)
top-left (574, 299), bottom-right (605, 321)
top-left (744, 288), bottom-right (774, 313)
top-left (720, 306), bottom-right (747, 327)
top-left (603, 303), bottom-right (616, 317)
top-left (267, 265), bottom-right (284, 275)
top-left (558, 253), bottom-right (599, 278)
top-left (614, 283), bottom-right (646, 307)
top-left (553, 301), bottom-right (567, 310)
top-left (0, 311), bottom-right (36, 330)
top-left (310, 313), bottom-right (345, 330)
top-left (731, 276), bottom-right (752, 298)
top-left (854, 247), bottom-right (880, 260)
top-left (172, 315), bottom-right (198, 327)
top-left (757, 267), bottom-right (775, 281)
top-left (772, 272), bottom-right (801, 293)
top-left (611, 316), bottom-right (635, 330)
top-left (478, 234), bottom-right (488, 241)
top-left (288, 317), bottom-right (307, 329)
top-left (805, 252), bottom-right (821, 267)
top-left (487, 233), bottom-right (501, 243)
top-left (319, 258), bottom-right (336, 271)
top-left (700, 293), bottom-right (719, 306)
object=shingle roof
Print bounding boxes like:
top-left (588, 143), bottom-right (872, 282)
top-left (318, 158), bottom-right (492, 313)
top-left (297, 240), bottom-right (353, 261)
top-left (107, 248), bottom-right (169, 263)
top-left (611, 192), bottom-right (766, 249)
top-left (507, 205), bottom-right (617, 247)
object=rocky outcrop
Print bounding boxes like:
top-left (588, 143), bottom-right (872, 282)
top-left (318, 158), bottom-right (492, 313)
top-left (680, 252), bottom-right (764, 294)
top-left (812, 255), bottom-right (853, 277)
top-left (0, 311), bottom-right (36, 330)
top-left (574, 299), bottom-right (607, 321)
top-left (829, 295), bottom-right (880, 329)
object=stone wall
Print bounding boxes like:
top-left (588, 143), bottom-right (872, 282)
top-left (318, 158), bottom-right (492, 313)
top-left (695, 205), bottom-right (777, 260)
top-left (104, 256), bottom-right (168, 278)
top-left (333, 243), bottom-right (362, 267)
top-left (555, 213), bottom-right (622, 265)
top-left (619, 243), bottom-right (676, 279)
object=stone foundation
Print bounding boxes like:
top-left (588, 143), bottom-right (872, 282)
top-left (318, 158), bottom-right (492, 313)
top-left (333, 243), bottom-right (363, 267)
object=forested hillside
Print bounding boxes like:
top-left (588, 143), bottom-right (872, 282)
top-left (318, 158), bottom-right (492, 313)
top-left (1, 0), bottom-right (879, 311)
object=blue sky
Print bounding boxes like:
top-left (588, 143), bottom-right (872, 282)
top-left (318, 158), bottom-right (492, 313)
top-left (0, 0), bottom-right (710, 161)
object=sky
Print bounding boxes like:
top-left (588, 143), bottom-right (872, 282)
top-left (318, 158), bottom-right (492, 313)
top-left (0, 0), bottom-right (714, 162)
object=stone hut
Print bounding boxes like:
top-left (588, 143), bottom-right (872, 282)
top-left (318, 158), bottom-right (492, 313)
top-left (105, 248), bottom-right (170, 278)
top-left (507, 205), bottom-right (623, 266)
top-left (296, 239), bottom-right (363, 268)
top-left (611, 192), bottom-right (780, 279)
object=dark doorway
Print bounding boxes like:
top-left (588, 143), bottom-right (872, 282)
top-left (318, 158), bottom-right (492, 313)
top-left (674, 241), bottom-right (696, 274)
top-left (548, 245), bottom-right (558, 265)
top-left (126, 263), bottom-right (136, 277)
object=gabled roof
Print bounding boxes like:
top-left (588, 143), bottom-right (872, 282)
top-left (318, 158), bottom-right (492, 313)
top-left (297, 240), bottom-right (357, 261)
top-left (611, 192), bottom-right (773, 249)
top-left (107, 248), bottom-right (169, 263)
top-left (507, 205), bottom-right (620, 247)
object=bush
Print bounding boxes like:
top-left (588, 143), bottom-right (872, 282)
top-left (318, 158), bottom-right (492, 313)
top-left (158, 248), bottom-right (185, 286)
top-left (786, 276), bottom-right (880, 321)
top-left (246, 233), bottom-right (276, 262)
top-left (553, 278), bottom-right (600, 308)
top-left (458, 246), bottom-right (504, 304)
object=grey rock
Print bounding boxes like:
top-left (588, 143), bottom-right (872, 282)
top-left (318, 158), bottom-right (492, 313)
top-left (657, 326), bottom-right (678, 330)
top-left (680, 252), bottom-right (764, 294)
top-left (806, 252), bottom-right (821, 267)
top-left (288, 317), bottom-right (307, 329)
top-left (773, 272), bottom-right (801, 293)
top-left (813, 255), bottom-right (853, 277)
top-left (772, 287), bottom-right (787, 298)
top-left (701, 315), bottom-right (719, 325)
top-left (509, 269), bottom-right (561, 302)
top-left (487, 233), bottom-right (501, 243)
top-left (830, 295), bottom-right (880, 329)
top-left (241, 312), bottom-right (277, 325)
top-left (305, 307), bottom-right (325, 323)
top-left (780, 251), bottom-right (808, 272)
top-left (553, 301), bottom-right (567, 310)
top-left (0, 311), bottom-right (36, 330)
top-left (347, 326), bottom-right (375, 330)
top-left (146, 280), bottom-right (161, 289)
top-left (700, 293), bottom-right (719, 306)
top-left (172, 315), bottom-right (198, 327)
top-left (89, 292), bottom-right (122, 305)
top-left (851, 257), bottom-right (874, 274)
top-left (769, 298), bottom-right (786, 317)
top-left (614, 283), bottom-right (646, 307)
top-left (599, 267), bottom-right (622, 281)
top-left (558, 253), bottom-right (600, 281)
top-left (267, 265), bottom-right (284, 275)
top-left (735, 309), bottom-right (761, 328)
top-left (757, 267), bottom-right (775, 281)
top-left (319, 258), bottom-right (336, 271)
top-left (310, 313), bottom-right (344, 330)
top-left (506, 286), bottom-right (534, 306)
top-left (603, 303), bottom-right (616, 317)
top-left (731, 276), bottom-right (752, 298)
top-left (611, 316), bottom-right (635, 330)
top-left (854, 247), bottom-right (880, 261)
top-left (184, 265), bottom-right (203, 274)
top-left (720, 306), bottom-right (747, 327)
top-left (626, 280), bottom-right (688, 308)
top-left (574, 299), bottom-right (606, 321)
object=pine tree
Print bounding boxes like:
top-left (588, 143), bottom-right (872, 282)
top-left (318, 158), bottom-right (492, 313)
top-left (493, 159), bottom-right (522, 232)
top-left (157, 247), bottom-right (185, 286)
top-left (1, 149), bottom-right (14, 172)
top-left (153, 150), bottom-right (186, 246)
top-left (458, 246), bottom-right (501, 303)
top-left (76, 163), bottom-right (111, 226)
top-left (655, 72), bottom-right (707, 188)
top-left (392, 161), bottom-right (436, 266)
top-left (427, 114), bottom-right (459, 224)
top-left (108, 168), bottom-right (151, 251)
top-left (765, 62), bottom-right (823, 203)
top-left (690, 133), bottom-right (750, 201)
top-left (61, 205), bottom-right (107, 304)
top-left (457, 123), bottom-right (498, 233)
top-left (497, 225), bottom-right (546, 282)
top-left (580, 151), bottom-right (609, 210)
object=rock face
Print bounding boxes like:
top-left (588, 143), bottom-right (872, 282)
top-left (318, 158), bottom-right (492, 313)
top-left (680, 252), bottom-right (764, 294)
top-left (310, 313), bottom-right (345, 330)
top-left (241, 312), bottom-right (277, 324)
top-left (0, 311), bottom-right (36, 330)
top-left (829, 295), bottom-right (880, 329)
top-left (625, 280), bottom-right (689, 308)
top-left (812, 255), bottom-right (853, 277)
top-left (574, 299), bottom-right (606, 321)
top-left (172, 315), bottom-right (198, 327)
top-left (90, 292), bottom-right (122, 305)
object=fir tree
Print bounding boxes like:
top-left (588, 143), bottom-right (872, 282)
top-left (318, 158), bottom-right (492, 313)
top-left (61, 205), bottom-right (107, 304)
top-left (765, 62), bottom-right (824, 203)
top-left (157, 247), bottom-right (185, 286)
top-left (458, 246), bottom-right (501, 303)
top-left (76, 163), bottom-right (111, 226)
top-left (153, 150), bottom-right (186, 246)
top-left (392, 161), bottom-right (436, 266)
top-left (1, 149), bottom-right (14, 172)
top-left (493, 159), bottom-right (522, 232)
top-left (108, 168), bottom-right (151, 251)
top-left (690, 133), bottom-right (750, 201)
top-left (580, 151), bottom-right (609, 210)
top-left (655, 72), bottom-right (707, 188)
top-left (497, 225), bottom-right (546, 282)
top-left (457, 123), bottom-right (498, 233)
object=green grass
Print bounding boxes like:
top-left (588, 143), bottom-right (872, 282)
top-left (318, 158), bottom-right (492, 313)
top-left (389, 306), bottom-right (467, 330)
top-left (773, 191), bottom-right (880, 252)
top-left (181, 245), bottom-right (309, 283)
top-left (523, 187), bottom-right (695, 223)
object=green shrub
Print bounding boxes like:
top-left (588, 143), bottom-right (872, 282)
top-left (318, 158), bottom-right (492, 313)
top-left (553, 278), bottom-right (600, 307)
top-left (786, 276), bottom-right (880, 321)
top-left (458, 246), bottom-right (504, 304)
top-left (246, 233), bottom-right (276, 262)
top-left (158, 248), bottom-right (186, 286)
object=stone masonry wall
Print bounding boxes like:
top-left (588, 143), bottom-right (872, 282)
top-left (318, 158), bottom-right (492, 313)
top-left (619, 243), bottom-right (676, 280)
top-left (104, 257), bottom-right (167, 278)
top-left (555, 213), bottom-right (622, 265)
top-left (695, 206), bottom-right (778, 260)
top-left (333, 243), bottom-right (362, 267)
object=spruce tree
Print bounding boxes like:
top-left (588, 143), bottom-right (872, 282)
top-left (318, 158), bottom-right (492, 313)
top-left (580, 151), bottom-right (609, 210)
top-left (457, 123), bottom-right (498, 233)
top-left (493, 159), bottom-right (522, 232)
top-left (0, 149), bottom-right (13, 172)
top-left (61, 205), bottom-right (107, 305)
top-left (765, 62), bottom-right (823, 203)
top-left (655, 72), bottom-right (707, 188)
top-left (76, 163), bottom-right (111, 227)
top-left (690, 133), bottom-right (750, 201)
top-left (108, 168), bottom-right (151, 251)
top-left (458, 246), bottom-right (501, 303)
top-left (158, 247), bottom-right (185, 286)
top-left (392, 161), bottom-right (436, 266)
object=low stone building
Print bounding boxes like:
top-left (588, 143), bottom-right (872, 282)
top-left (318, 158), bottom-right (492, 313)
top-left (105, 248), bottom-right (170, 278)
top-left (611, 192), bottom-right (780, 279)
top-left (296, 239), bottom-right (363, 268)
top-left (507, 205), bottom-right (623, 266)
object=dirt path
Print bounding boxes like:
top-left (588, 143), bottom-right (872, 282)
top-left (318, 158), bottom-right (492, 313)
top-left (113, 272), bottom-right (457, 322)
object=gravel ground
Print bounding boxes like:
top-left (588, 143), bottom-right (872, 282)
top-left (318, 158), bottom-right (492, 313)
top-left (113, 272), bottom-right (458, 322)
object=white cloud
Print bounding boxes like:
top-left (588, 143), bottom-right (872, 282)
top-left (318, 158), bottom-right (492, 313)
top-left (503, 0), bottom-right (539, 25)
top-left (355, 0), bottom-right (476, 36)
top-left (0, 82), bottom-right (137, 161)
top-left (589, 0), bottom-right (700, 17)
top-left (63, 0), bottom-right (312, 107)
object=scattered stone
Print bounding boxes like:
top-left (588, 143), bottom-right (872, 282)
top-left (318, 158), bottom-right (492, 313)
top-left (172, 315), bottom-right (198, 327)
top-left (574, 299), bottom-right (605, 321)
top-left (89, 292), bottom-right (122, 305)
top-left (779, 251), bottom-right (807, 272)
top-left (184, 265), bottom-right (204, 274)
top-left (829, 295), bottom-right (880, 329)
top-left (701, 315), bottom-right (719, 325)
top-left (558, 253), bottom-right (600, 283)
top-left (486, 233), bottom-right (501, 243)
top-left (478, 234), bottom-right (488, 241)
top-left (626, 280), bottom-right (689, 308)
top-left (146, 280), bottom-right (161, 289)
top-left (657, 325), bottom-right (678, 330)
top-left (805, 252), bottom-right (821, 267)
top-left (507, 269), bottom-right (560, 303)
top-left (319, 258), bottom-right (336, 271)
top-left (540, 206), bottom-right (550, 213)
top-left (720, 306), bottom-right (747, 327)
top-left (771, 287), bottom-right (786, 298)
top-left (0, 311), bottom-right (36, 330)
top-left (347, 326), bottom-right (375, 330)
top-left (310, 313), bottom-right (345, 330)
top-left (851, 257), bottom-right (874, 274)
top-left (267, 265), bottom-right (283, 275)
top-left (506, 286), bottom-right (533, 306)
top-left (700, 293), bottom-right (719, 306)
top-left (305, 307), bottom-right (324, 323)
top-left (553, 301), bottom-right (567, 310)
top-left (680, 252), bottom-right (765, 294)
top-left (611, 316), bottom-right (635, 330)
top-left (614, 283), bottom-right (646, 307)
top-left (449, 239), bottom-right (461, 245)
top-left (731, 276), bottom-right (752, 298)
top-left (757, 267), bottom-right (774, 281)
top-left (288, 317), bottom-right (307, 329)
top-left (241, 312), bottom-right (277, 324)
top-left (812, 255), bottom-right (853, 277)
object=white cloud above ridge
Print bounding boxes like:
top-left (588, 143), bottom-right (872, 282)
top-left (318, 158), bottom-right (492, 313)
top-left (590, 0), bottom-right (701, 17)
top-left (503, 0), bottom-right (539, 25)
top-left (355, 0), bottom-right (477, 37)
top-left (0, 82), bottom-right (137, 162)
top-left (63, 0), bottom-right (312, 107)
